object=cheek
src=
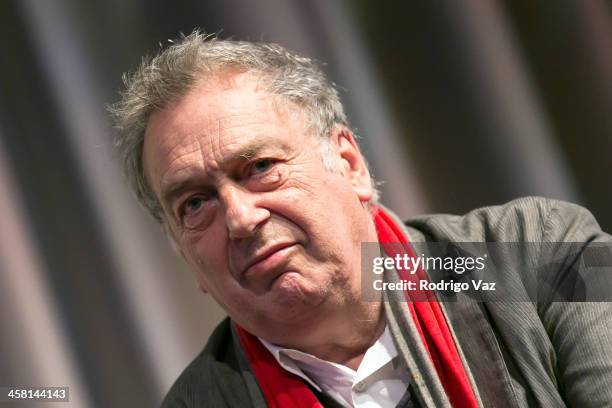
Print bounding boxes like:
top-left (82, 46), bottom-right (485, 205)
top-left (182, 242), bottom-right (241, 303)
top-left (283, 164), bottom-right (326, 192)
top-left (313, 180), bottom-right (368, 245)
top-left (278, 171), bottom-right (346, 217)
top-left (180, 209), bottom-right (228, 254)
top-left (277, 169), bottom-right (357, 226)
top-left (178, 227), bottom-right (230, 282)
top-left (187, 243), bottom-right (224, 274)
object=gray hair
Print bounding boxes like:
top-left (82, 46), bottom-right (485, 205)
top-left (109, 30), bottom-right (377, 222)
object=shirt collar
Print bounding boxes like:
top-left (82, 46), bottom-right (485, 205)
top-left (258, 324), bottom-right (398, 393)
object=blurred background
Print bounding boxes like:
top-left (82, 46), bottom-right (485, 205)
top-left (1, 0), bottom-right (610, 406)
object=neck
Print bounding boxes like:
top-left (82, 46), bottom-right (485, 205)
top-left (276, 297), bottom-right (386, 371)
top-left (313, 301), bottom-right (386, 370)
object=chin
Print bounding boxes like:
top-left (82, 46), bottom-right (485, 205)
top-left (263, 271), bottom-right (329, 323)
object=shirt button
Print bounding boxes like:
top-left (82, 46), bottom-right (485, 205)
top-left (354, 381), bottom-right (366, 393)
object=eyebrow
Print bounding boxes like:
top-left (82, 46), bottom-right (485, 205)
top-left (159, 141), bottom-right (275, 207)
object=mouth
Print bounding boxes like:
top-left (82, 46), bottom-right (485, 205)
top-left (242, 242), bottom-right (297, 280)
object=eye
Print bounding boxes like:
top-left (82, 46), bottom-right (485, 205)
top-left (250, 159), bottom-right (274, 175)
top-left (177, 193), bottom-right (216, 230)
top-left (184, 196), bottom-right (205, 214)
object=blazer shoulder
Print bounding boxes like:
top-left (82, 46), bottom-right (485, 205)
top-left (161, 318), bottom-right (249, 408)
top-left (405, 196), bottom-right (602, 243)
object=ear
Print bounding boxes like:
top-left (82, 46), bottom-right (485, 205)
top-left (161, 223), bottom-right (209, 293)
top-left (333, 128), bottom-right (374, 203)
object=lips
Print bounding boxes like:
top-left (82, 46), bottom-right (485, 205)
top-left (241, 242), bottom-right (296, 279)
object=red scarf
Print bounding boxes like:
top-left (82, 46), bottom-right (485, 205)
top-left (234, 207), bottom-right (479, 408)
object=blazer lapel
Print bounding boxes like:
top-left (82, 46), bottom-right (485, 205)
top-left (396, 217), bottom-right (521, 408)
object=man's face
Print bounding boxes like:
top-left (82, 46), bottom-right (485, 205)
top-left (143, 72), bottom-right (376, 341)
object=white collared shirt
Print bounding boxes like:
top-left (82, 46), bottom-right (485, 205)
top-left (259, 326), bottom-right (410, 407)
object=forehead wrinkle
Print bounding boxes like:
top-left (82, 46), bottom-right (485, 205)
top-left (161, 126), bottom-right (245, 181)
top-left (161, 157), bottom-right (207, 187)
top-left (157, 138), bottom-right (207, 193)
top-left (152, 83), bottom-right (301, 198)
top-left (155, 118), bottom-right (226, 187)
top-left (158, 132), bottom-right (271, 201)
top-left (204, 115), bottom-right (275, 162)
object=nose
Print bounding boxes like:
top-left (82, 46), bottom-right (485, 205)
top-left (220, 184), bottom-right (270, 240)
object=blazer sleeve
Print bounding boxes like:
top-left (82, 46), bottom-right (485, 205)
top-left (536, 200), bottom-right (612, 407)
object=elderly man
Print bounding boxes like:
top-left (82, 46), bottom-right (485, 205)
top-left (111, 32), bottom-right (612, 407)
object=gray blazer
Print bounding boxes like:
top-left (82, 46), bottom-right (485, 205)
top-left (162, 197), bottom-right (612, 407)
top-left (384, 197), bottom-right (612, 408)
